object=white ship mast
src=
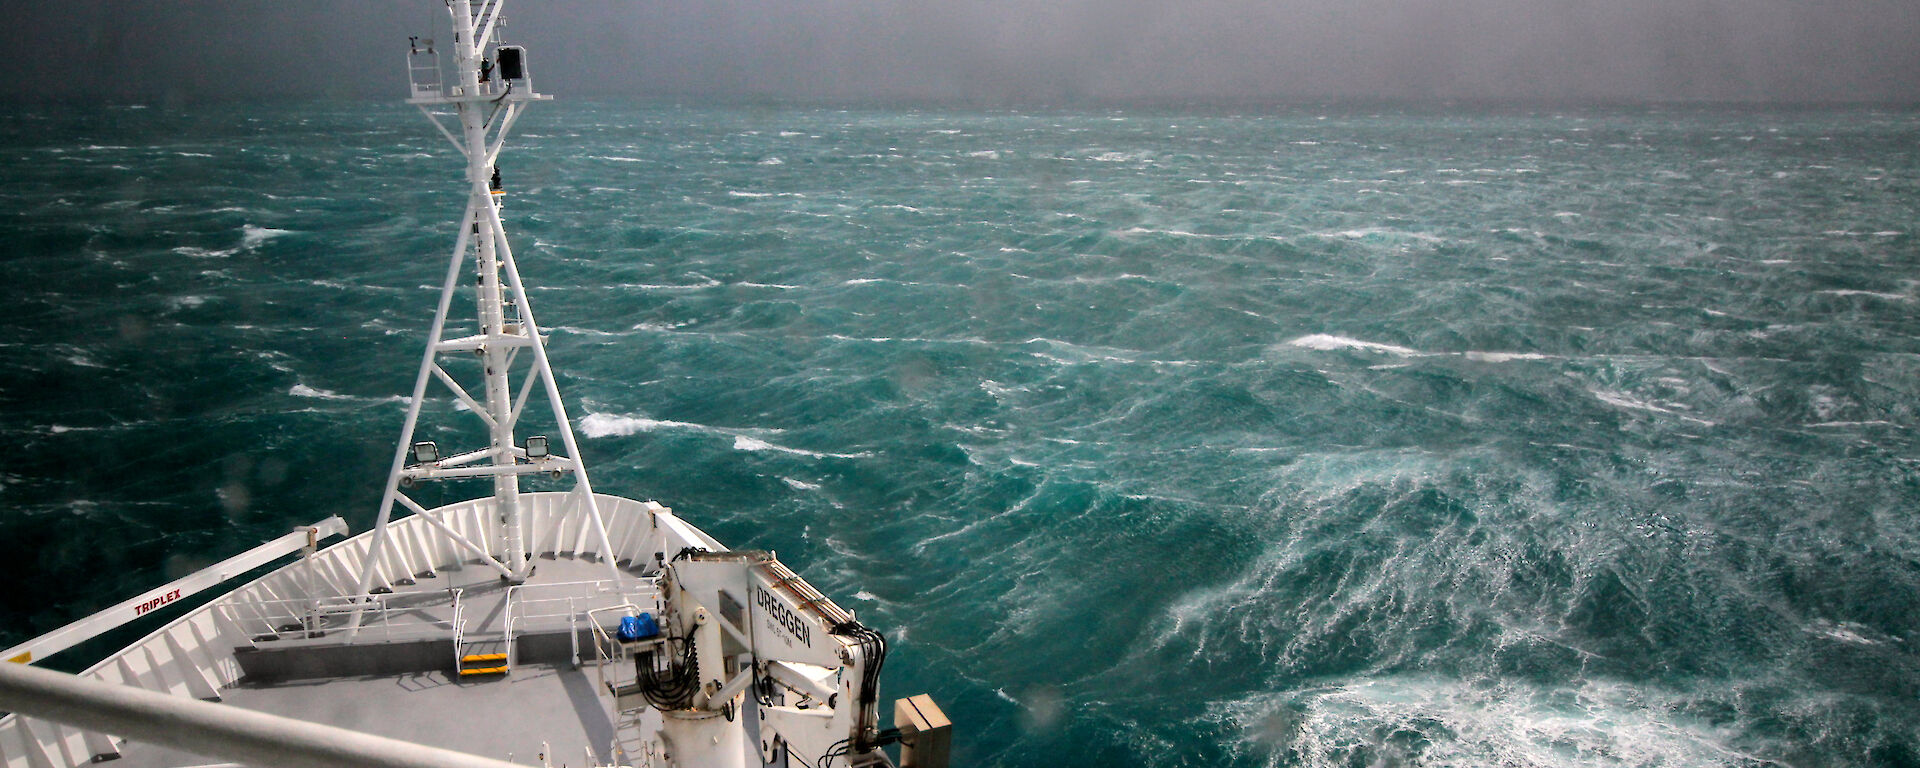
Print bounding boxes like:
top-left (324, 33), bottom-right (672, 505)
top-left (356, 0), bottom-right (620, 611)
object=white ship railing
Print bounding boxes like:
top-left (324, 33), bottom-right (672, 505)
top-left (588, 602), bottom-right (666, 714)
top-left (504, 578), bottom-right (660, 668)
top-left (215, 588), bottom-right (465, 649)
top-left (450, 589), bottom-right (467, 671)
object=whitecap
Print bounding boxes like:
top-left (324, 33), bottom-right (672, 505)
top-left (1818, 289), bottom-right (1906, 301)
top-left (727, 191), bottom-right (772, 198)
top-left (630, 320), bottom-right (696, 332)
top-left (1806, 618), bottom-right (1889, 645)
top-left (1590, 389), bottom-right (1717, 426)
top-left (1463, 351), bottom-right (1554, 363)
top-left (578, 411), bottom-right (785, 440)
top-left (980, 380), bottom-right (1025, 399)
top-left (1221, 675), bottom-right (1780, 767)
top-left (758, 157), bottom-right (784, 166)
top-left (242, 225), bottom-right (291, 247)
top-left (578, 413), bottom-right (709, 438)
top-left (64, 351), bottom-right (107, 369)
top-left (615, 277), bottom-right (723, 291)
top-left (1120, 226), bottom-right (1207, 239)
top-left (289, 384), bottom-right (350, 400)
top-left (781, 477), bottom-right (821, 491)
top-left (1314, 227), bottom-right (1444, 243)
top-left (1022, 337), bottom-right (1143, 365)
top-left (1287, 334), bottom-right (1421, 357)
top-left (550, 325), bottom-right (628, 337)
top-left (732, 435), bottom-right (867, 460)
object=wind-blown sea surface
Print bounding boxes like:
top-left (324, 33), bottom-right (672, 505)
top-left (2, 101), bottom-right (1919, 766)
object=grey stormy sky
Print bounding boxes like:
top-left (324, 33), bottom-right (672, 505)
top-left (4, 0), bottom-right (1918, 104)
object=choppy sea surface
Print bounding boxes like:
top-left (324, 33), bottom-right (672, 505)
top-left (2, 101), bottom-right (1919, 766)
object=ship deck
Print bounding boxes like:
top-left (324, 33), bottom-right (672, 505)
top-left (114, 663), bottom-right (636, 768)
top-left (118, 554), bottom-right (667, 767)
top-left (0, 494), bottom-right (750, 768)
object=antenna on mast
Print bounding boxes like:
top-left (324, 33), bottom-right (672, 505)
top-left (349, 0), bottom-right (620, 633)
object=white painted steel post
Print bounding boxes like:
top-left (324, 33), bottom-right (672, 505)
top-left (453, 0), bottom-right (529, 580)
top-left (489, 212), bottom-right (625, 583)
top-left (302, 525), bottom-right (321, 632)
top-left (349, 203), bottom-right (476, 637)
top-left (0, 661), bottom-right (530, 768)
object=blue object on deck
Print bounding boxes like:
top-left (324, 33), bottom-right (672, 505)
top-left (619, 613), bottom-right (659, 641)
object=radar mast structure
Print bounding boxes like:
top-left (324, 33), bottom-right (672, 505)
top-left (351, 0), bottom-right (619, 627)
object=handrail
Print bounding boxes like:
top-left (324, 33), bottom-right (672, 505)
top-left (0, 661), bottom-right (528, 768)
top-left (506, 579), bottom-right (657, 630)
top-left (586, 603), bottom-right (649, 697)
top-left (219, 588), bottom-right (462, 647)
top-left (2, 518), bottom-right (347, 665)
top-left (505, 579), bottom-right (658, 672)
top-left (450, 588), bottom-right (466, 671)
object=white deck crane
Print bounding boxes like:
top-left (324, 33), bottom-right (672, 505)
top-left (594, 549), bottom-right (949, 768)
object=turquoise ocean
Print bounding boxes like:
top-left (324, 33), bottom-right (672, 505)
top-left (2, 102), bottom-right (1919, 766)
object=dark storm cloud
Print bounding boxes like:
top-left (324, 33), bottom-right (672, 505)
top-left (4, 0), bottom-right (1918, 103)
